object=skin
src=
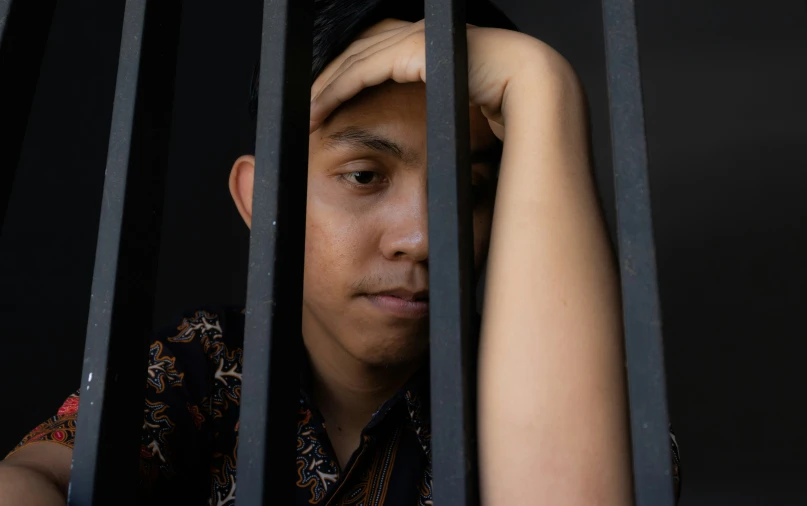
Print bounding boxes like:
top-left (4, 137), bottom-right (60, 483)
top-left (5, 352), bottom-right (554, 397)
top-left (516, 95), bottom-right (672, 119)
top-left (1, 18), bottom-right (633, 506)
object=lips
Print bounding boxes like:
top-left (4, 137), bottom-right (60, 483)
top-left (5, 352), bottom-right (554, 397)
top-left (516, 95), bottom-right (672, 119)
top-left (364, 289), bottom-right (429, 319)
top-left (374, 288), bottom-right (429, 302)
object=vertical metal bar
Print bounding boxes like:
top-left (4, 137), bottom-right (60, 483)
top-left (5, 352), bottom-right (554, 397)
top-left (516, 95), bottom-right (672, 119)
top-left (601, 0), bottom-right (675, 505)
top-left (0, 0), bottom-right (11, 43)
top-left (68, 0), bottom-right (182, 504)
top-left (236, 0), bottom-right (312, 504)
top-left (0, 0), bottom-right (58, 231)
top-left (425, 0), bottom-right (476, 505)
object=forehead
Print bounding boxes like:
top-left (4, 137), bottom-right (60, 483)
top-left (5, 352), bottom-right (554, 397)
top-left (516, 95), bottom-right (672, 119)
top-left (316, 81), bottom-right (496, 154)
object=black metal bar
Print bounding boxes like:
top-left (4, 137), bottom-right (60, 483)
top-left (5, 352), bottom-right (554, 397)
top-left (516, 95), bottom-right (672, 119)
top-left (425, 1), bottom-right (476, 505)
top-left (0, 0), bottom-right (58, 231)
top-left (601, 0), bottom-right (675, 505)
top-left (0, 0), bottom-right (11, 46)
top-left (68, 0), bottom-right (182, 504)
top-left (236, 0), bottom-right (313, 503)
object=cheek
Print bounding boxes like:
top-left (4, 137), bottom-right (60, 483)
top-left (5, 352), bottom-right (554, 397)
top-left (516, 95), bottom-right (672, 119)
top-left (303, 195), bottom-right (376, 298)
top-left (304, 210), bottom-right (344, 294)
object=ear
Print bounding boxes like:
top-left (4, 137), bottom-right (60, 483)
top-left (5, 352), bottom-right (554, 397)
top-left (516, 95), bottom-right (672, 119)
top-left (229, 154), bottom-right (255, 229)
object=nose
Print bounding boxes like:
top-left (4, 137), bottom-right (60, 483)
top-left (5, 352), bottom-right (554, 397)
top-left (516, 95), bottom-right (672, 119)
top-left (379, 185), bottom-right (429, 264)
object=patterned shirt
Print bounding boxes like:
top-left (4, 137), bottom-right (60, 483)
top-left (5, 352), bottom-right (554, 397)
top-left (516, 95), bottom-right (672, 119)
top-left (7, 307), bottom-right (681, 505)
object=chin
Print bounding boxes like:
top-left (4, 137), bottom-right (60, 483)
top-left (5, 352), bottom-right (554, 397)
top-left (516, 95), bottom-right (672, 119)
top-left (346, 328), bottom-right (429, 368)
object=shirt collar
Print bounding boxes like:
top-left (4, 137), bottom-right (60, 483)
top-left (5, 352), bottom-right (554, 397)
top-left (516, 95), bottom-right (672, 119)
top-left (298, 354), bottom-right (431, 454)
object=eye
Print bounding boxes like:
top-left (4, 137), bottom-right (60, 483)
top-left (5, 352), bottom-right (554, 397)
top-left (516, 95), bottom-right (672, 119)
top-left (343, 170), bottom-right (383, 185)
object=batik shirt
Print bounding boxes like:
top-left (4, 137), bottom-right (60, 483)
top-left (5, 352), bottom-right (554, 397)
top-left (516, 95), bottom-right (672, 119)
top-left (8, 307), bottom-right (681, 505)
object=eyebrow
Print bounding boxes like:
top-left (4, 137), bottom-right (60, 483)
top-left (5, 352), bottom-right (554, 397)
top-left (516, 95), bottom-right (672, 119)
top-left (325, 126), bottom-right (502, 168)
top-left (325, 127), bottom-right (419, 165)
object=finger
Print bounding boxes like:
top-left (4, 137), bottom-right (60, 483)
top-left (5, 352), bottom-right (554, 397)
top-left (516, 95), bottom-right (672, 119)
top-left (312, 21), bottom-right (425, 108)
top-left (311, 21), bottom-right (425, 103)
top-left (312, 24), bottom-right (424, 104)
top-left (359, 18), bottom-right (414, 38)
top-left (310, 33), bottom-right (426, 132)
top-left (311, 22), bottom-right (414, 99)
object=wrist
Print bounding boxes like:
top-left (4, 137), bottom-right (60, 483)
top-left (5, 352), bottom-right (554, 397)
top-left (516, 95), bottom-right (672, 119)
top-left (501, 48), bottom-right (583, 126)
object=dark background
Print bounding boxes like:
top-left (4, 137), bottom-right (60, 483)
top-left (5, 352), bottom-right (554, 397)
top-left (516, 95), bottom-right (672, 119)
top-left (1, 0), bottom-right (805, 504)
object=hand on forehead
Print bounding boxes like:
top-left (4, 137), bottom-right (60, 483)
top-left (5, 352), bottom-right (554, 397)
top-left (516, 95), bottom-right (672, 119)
top-left (308, 17), bottom-right (543, 141)
top-left (359, 18), bottom-right (412, 38)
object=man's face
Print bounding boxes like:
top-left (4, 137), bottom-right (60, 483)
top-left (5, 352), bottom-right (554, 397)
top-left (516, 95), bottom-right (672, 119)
top-left (302, 80), bottom-right (499, 367)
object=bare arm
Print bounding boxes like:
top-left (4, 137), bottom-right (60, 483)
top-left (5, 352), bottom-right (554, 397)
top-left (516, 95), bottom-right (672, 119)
top-left (477, 48), bottom-right (632, 505)
top-left (0, 444), bottom-right (71, 506)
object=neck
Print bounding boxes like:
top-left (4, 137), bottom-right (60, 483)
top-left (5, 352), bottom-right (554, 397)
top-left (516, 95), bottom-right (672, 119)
top-left (305, 335), bottom-right (421, 433)
top-left (302, 321), bottom-right (423, 467)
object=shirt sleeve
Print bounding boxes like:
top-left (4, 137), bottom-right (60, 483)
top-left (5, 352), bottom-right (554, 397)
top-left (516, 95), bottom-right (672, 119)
top-left (5, 316), bottom-right (217, 501)
top-left (5, 391), bottom-right (80, 458)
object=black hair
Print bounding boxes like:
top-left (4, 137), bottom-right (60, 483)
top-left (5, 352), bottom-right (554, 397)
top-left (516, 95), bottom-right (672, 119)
top-left (247, 0), bottom-right (517, 120)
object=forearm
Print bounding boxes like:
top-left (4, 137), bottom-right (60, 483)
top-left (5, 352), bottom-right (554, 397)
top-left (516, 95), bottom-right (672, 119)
top-left (478, 55), bottom-right (632, 506)
top-left (0, 461), bottom-right (66, 506)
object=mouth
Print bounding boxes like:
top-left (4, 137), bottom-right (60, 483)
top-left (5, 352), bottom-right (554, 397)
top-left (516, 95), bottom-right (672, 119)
top-left (364, 289), bottom-right (429, 319)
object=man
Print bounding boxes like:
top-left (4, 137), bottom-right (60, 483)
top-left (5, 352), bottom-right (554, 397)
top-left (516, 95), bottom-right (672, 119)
top-left (0, 0), bottom-right (680, 505)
